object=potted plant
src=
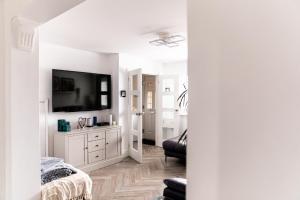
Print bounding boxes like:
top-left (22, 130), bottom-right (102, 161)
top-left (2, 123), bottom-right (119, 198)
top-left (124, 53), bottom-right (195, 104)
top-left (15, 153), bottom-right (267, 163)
top-left (177, 84), bottom-right (188, 144)
top-left (177, 84), bottom-right (188, 111)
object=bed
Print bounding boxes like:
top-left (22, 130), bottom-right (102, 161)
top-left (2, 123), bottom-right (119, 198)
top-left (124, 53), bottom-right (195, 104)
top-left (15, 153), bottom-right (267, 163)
top-left (39, 104), bottom-right (92, 199)
top-left (41, 157), bottom-right (92, 200)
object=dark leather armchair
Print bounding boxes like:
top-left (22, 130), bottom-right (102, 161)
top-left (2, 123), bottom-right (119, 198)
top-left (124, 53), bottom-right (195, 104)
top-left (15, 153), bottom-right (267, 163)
top-left (162, 131), bottom-right (187, 162)
top-left (163, 178), bottom-right (186, 200)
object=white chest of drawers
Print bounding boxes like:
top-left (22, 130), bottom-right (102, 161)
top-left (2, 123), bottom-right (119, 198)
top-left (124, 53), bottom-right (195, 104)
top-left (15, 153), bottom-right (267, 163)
top-left (54, 126), bottom-right (123, 172)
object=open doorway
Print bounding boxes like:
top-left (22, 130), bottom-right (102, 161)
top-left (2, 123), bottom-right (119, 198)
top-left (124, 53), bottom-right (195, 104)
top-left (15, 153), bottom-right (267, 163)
top-left (129, 69), bottom-right (185, 163)
top-left (5, 0), bottom-right (187, 199)
top-left (128, 70), bottom-right (160, 162)
top-left (142, 74), bottom-right (156, 146)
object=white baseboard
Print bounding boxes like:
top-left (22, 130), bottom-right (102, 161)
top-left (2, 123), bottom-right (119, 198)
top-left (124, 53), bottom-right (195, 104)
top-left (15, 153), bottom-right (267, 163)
top-left (80, 151), bottom-right (129, 173)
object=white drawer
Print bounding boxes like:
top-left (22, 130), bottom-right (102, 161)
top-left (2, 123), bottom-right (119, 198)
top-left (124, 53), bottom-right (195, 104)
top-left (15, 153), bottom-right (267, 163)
top-left (88, 131), bottom-right (105, 142)
top-left (88, 139), bottom-right (105, 152)
top-left (88, 150), bottom-right (105, 164)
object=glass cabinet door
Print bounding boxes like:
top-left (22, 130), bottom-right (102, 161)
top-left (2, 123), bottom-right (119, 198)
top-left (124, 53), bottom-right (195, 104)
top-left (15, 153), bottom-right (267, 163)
top-left (101, 81), bottom-right (108, 92)
top-left (97, 75), bottom-right (111, 109)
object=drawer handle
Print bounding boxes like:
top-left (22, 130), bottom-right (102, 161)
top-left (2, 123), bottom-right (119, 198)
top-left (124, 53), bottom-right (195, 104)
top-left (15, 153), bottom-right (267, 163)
top-left (106, 142), bottom-right (109, 145)
top-left (95, 135), bottom-right (99, 138)
top-left (96, 155), bottom-right (99, 158)
top-left (95, 145), bottom-right (99, 147)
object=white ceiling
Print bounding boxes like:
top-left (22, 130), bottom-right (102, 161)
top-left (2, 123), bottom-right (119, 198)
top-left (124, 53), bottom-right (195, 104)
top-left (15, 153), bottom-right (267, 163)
top-left (39, 0), bottom-right (187, 63)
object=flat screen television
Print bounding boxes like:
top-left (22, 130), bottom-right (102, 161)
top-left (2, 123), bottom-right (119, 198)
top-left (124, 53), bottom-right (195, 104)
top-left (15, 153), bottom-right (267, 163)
top-left (52, 69), bottom-right (112, 112)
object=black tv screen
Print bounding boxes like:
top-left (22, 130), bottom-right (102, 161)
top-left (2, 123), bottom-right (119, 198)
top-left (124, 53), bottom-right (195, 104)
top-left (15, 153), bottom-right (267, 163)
top-left (52, 69), bottom-right (111, 112)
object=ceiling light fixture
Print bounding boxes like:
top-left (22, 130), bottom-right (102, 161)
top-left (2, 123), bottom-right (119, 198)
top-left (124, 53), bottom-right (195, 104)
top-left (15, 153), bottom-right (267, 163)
top-left (149, 32), bottom-right (185, 48)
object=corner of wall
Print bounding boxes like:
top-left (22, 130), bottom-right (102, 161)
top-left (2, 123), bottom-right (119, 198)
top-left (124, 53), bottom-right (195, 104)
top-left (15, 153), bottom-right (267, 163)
top-left (107, 53), bottom-right (120, 122)
top-left (0, 1), bottom-right (5, 198)
top-left (118, 58), bottom-right (129, 153)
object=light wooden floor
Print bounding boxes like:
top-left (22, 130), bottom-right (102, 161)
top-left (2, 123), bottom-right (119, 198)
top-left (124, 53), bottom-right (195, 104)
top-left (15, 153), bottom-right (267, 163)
top-left (89, 144), bottom-right (186, 200)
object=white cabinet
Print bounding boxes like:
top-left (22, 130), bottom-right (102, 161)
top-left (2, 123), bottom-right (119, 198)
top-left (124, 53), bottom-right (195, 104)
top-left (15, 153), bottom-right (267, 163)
top-left (88, 139), bottom-right (105, 153)
top-left (68, 135), bottom-right (86, 167)
top-left (106, 129), bottom-right (120, 160)
top-left (54, 126), bottom-right (121, 171)
top-left (89, 150), bottom-right (105, 163)
top-left (88, 131), bottom-right (105, 142)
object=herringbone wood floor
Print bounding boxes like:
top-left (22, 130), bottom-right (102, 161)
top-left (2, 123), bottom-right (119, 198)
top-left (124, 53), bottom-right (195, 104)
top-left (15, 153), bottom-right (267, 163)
top-left (89, 144), bottom-right (186, 200)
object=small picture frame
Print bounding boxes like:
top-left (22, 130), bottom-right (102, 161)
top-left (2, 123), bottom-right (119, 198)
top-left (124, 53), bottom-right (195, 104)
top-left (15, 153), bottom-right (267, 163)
top-left (120, 90), bottom-right (126, 97)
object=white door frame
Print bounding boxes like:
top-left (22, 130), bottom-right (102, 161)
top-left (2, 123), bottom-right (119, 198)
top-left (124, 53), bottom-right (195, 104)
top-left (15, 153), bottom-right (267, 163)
top-left (142, 74), bottom-right (157, 142)
top-left (140, 73), bottom-right (160, 147)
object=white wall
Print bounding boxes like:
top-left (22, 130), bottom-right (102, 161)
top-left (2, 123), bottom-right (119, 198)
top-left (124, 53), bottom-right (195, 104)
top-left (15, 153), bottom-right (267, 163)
top-left (161, 61), bottom-right (187, 75)
top-left (3, 1), bottom-right (41, 199)
top-left (188, 0), bottom-right (300, 200)
top-left (118, 62), bottom-right (128, 153)
top-left (110, 53), bottom-right (132, 154)
top-left (109, 53), bottom-right (120, 123)
top-left (39, 42), bottom-right (119, 156)
top-left (119, 53), bottom-right (163, 75)
top-left (0, 1), bottom-right (5, 198)
top-left (3, 8), bottom-right (41, 200)
top-left (10, 35), bottom-right (41, 200)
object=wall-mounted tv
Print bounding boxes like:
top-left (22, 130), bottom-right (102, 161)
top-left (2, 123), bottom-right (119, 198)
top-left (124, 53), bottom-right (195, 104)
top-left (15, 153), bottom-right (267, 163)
top-left (52, 69), bottom-right (112, 112)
